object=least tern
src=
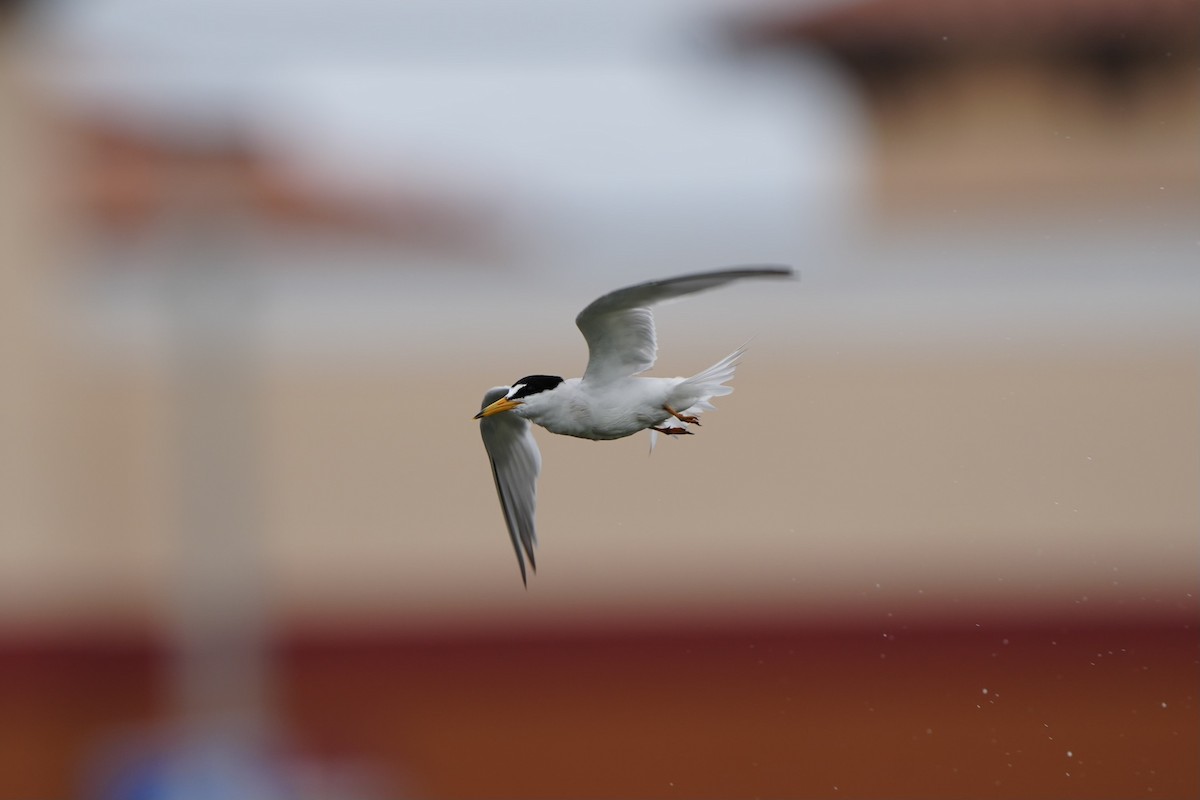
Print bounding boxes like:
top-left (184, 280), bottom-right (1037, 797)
top-left (475, 266), bottom-right (795, 584)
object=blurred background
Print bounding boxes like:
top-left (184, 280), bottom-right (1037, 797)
top-left (1, 0), bottom-right (1196, 797)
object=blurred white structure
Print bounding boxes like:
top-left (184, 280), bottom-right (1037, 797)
top-left (32, 0), bottom-right (860, 282)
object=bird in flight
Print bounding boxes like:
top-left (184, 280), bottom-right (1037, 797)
top-left (475, 266), bottom-right (795, 584)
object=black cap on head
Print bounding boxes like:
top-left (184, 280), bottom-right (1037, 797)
top-left (509, 375), bottom-right (564, 399)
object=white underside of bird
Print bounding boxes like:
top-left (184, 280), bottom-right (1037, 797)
top-left (516, 348), bottom-right (741, 441)
top-left (475, 265), bottom-right (795, 584)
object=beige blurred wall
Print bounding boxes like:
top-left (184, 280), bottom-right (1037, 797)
top-left (3, 293), bottom-right (1194, 632)
top-left (1, 7), bottom-right (1196, 635)
top-left (251, 335), bottom-right (1196, 626)
top-left (871, 58), bottom-right (1200, 218)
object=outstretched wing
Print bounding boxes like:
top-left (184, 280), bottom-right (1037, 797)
top-left (575, 265), bottom-right (794, 385)
top-left (478, 387), bottom-right (542, 585)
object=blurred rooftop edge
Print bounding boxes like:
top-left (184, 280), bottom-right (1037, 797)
top-left (0, 0), bottom-right (1197, 798)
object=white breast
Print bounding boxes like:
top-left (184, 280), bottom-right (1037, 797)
top-left (520, 377), bottom-right (679, 440)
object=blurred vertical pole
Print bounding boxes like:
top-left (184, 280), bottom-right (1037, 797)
top-left (147, 128), bottom-right (386, 800)
top-left (161, 149), bottom-right (272, 750)
top-left (148, 132), bottom-right (386, 800)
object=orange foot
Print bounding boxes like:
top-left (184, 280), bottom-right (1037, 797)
top-left (663, 405), bottom-right (701, 426)
top-left (652, 426), bottom-right (694, 436)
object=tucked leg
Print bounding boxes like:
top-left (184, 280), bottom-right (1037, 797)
top-left (663, 404), bottom-right (701, 425)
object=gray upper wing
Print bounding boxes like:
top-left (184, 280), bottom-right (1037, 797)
top-left (575, 265), bottom-right (794, 385)
top-left (479, 387), bottom-right (542, 585)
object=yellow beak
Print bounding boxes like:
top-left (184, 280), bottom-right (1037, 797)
top-left (473, 397), bottom-right (523, 419)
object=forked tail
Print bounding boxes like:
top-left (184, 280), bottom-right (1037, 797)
top-left (678, 344), bottom-right (746, 403)
top-left (650, 344), bottom-right (748, 453)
